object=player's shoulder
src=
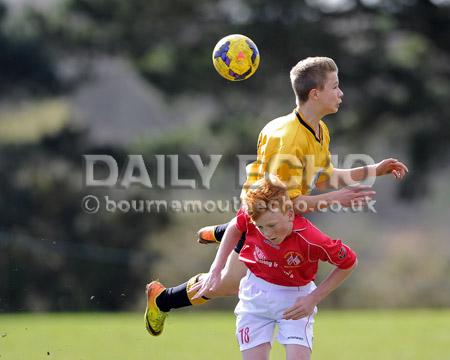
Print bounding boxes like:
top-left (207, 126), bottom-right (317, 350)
top-left (292, 216), bottom-right (329, 245)
top-left (291, 215), bottom-right (310, 233)
top-left (260, 111), bottom-right (299, 139)
top-left (235, 207), bottom-right (251, 230)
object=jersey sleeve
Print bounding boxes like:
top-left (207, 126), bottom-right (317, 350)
top-left (235, 208), bottom-right (249, 233)
top-left (317, 239), bottom-right (356, 269)
top-left (305, 222), bottom-right (357, 269)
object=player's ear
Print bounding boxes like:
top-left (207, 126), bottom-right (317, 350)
top-left (308, 88), bottom-right (320, 101)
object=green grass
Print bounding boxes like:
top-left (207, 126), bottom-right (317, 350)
top-left (0, 310), bottom-right (449, 359)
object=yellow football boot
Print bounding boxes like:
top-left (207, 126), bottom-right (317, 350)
top-left (144, 281), bottom-right (168, 336)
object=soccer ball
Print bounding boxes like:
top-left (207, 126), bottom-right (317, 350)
top-left (212, 34), bottom-right (260, 81)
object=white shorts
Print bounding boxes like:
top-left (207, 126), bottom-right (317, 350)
top-left (235, 270), bottom-right (317, 352)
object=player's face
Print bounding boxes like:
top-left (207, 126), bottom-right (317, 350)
top-left (253, 209), bottom-right (294, 245)
top-left (317, 71), bottom-right (344, 115)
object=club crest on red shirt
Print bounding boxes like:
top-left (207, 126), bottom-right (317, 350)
top-left (284, 251), bottom-right (303, 268)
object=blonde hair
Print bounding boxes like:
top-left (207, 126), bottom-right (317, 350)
top-left (244, 175), bottom-right (293, 221)
top-left (290, 57), bottom-right (338, 104)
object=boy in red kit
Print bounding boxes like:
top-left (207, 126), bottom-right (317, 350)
top-left (204, 176), bottom-right (357, 360)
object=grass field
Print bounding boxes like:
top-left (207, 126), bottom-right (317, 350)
top-left (1, 310), bottom-right (449, 359)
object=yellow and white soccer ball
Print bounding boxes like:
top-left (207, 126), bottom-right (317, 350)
top-left (212, 34), bottom-right (260, 81)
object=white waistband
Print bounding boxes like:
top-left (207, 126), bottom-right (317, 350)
top-left (244, 270), bottom-right (316, 292)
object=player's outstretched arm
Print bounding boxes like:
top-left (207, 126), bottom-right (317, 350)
top-left (193, 217), bottom-right (242, 299)
top-left (329, 158), bottom-right (409, 188)
top-left (292, 185), bottom-right (376, 214)
top-left (283, 260), bottom-right (358, 320)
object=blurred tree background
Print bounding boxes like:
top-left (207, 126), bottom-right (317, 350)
top-left (1, 0), bottom-right (449, 312)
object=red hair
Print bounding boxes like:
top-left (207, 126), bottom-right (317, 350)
top-left (244, 175), bottom-right (292, 221)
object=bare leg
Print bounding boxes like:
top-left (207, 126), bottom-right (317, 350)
top-left (155, 250), bottom-right (246, 311)
top-left (285, 344), bottom-right (311, 360)
top-left (242, 342), bottom-right (271, 360)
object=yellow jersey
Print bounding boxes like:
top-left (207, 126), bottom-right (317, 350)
top-left (243, 109), bottom-right (334, 199)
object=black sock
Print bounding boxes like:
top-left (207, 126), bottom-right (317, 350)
top-left (156, 282), bottom-right (192, 312)
top-left (214, 222), bottom-right (229, 242)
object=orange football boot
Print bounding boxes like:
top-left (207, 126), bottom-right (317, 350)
top-left (197, 225), bottom-right (219, 244)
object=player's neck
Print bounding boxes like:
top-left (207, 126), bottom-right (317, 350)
top-left (296, 104), bottom-right (322, 133)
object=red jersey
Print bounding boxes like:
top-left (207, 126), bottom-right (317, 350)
top-left (235, 209), bottom-right (357, 287)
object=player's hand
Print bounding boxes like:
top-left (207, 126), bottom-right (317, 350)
top-left (283, 294), bottom-right (317, 320)
top-left (330, 184), bottom-right (376, 208)
top-left (192, 270), bottom-right (221, 300)
top-left (375, 158), bottom-right (409, 179)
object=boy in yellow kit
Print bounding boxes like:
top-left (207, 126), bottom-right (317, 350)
top-left (145, 57), bottom-right (408, 336)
